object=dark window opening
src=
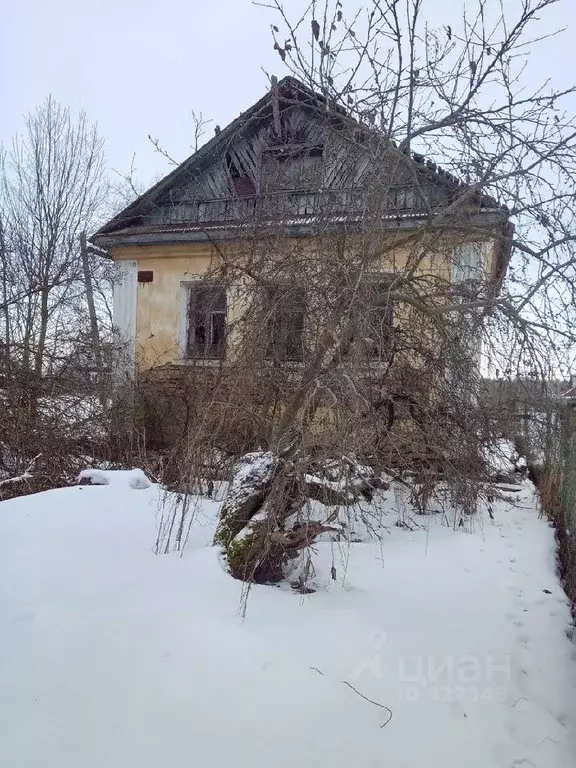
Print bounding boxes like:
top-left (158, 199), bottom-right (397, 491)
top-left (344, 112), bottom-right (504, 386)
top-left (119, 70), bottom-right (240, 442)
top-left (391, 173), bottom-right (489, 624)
top-left (364, 280), bottom-right (394, 359)
top-left (226, 153), bottom-right (255, 196)
top-left (264, 284), bottom-right (305, 362)
top-left (187, 283), bottom-right (227, 359)
top-left (226, 153), bottom-right (242, 178)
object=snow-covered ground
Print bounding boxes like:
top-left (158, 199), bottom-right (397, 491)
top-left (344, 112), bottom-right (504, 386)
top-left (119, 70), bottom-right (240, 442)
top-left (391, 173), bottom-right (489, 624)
top-left (1, 472), bottom-right (575, 768)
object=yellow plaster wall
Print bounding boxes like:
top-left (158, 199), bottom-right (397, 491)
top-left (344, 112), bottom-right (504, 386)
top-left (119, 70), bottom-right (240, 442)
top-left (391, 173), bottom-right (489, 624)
top-left (114, 244), bottom-right (217, 369)
top-left (111, 234), bottom-right (488, 371)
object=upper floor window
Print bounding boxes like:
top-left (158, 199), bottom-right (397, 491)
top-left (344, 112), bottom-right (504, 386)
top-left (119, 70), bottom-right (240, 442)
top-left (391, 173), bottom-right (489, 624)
top-left (187, 282), bottom-right (227, 359)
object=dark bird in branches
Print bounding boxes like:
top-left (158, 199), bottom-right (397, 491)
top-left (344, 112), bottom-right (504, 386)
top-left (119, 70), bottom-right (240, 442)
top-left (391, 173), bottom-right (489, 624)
top-left (274, 42), bottom-right (286, 61)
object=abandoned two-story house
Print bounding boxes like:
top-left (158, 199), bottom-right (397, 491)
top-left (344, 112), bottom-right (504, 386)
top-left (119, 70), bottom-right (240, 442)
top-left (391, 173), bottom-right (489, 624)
top-left (93, 76), bottom-right (511, 448)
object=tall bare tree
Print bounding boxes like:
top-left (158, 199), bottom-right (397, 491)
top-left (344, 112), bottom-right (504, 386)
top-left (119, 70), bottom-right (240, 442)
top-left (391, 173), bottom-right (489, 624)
top-left (0, 97), bottom-right (109, 381)
top-left (0, 98), bottom-right (113, 485)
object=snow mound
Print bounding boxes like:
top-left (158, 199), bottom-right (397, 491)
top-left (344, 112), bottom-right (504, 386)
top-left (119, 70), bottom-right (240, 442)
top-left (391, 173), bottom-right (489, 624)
top-left (78, 468), bottom-right (152, 490)
top-left (128, 470), bottom-right (152, 490)
top-left (77, 468), bottom-right (109, 486)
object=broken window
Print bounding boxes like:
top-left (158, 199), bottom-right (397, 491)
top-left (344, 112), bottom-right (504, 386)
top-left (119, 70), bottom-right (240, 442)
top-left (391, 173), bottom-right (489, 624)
top-left (263, 284), bottom-right (305, 361)
top-left (226, 153), bottom-right (256, 197)
top-left (187, 282), bottom-right (227, 359)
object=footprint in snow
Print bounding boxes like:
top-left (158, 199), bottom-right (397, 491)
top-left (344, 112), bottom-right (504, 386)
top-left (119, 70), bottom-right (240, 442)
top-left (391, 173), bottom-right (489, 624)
top-left (555, 711), bottom-right (569, 727)
top-left (518, 667), bottom-right (530, 677)
top-left (512, 666), bottom-right (530, 695)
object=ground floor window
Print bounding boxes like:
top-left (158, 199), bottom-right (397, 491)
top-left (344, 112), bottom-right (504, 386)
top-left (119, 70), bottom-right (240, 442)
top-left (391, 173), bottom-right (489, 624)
top-left (263, 283), bottom-right (306, 362)
top-left (186, 282), bottom-right (227, 359)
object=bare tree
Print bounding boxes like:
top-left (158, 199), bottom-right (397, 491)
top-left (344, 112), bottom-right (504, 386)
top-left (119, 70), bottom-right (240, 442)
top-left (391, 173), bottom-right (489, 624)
top-left (266, 0), bottom-right (576, 371)
top-left (0, 96), bottom-right (109, 381)
top-left (0, 98), bottom-right (114, 485)
top-left (149, 110), bottom-right (213, 166)
top-left (151, 0), bottom-right (576, 587)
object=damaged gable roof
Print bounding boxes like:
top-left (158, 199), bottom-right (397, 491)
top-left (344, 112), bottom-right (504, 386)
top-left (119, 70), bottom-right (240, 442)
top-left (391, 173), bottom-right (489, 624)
top-left (95, 77), bottom-right (315, 238)
top-left (93, 75), bottom-right (503, 241)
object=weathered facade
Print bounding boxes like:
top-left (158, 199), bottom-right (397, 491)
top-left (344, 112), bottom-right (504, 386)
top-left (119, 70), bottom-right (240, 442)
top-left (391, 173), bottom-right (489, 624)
top-left (94, 77), bottom-right (511, 402)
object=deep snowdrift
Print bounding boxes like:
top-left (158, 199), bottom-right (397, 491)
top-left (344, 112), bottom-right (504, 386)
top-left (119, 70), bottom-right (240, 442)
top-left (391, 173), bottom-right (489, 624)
top-left (1, 474), bottom-right (575, 768)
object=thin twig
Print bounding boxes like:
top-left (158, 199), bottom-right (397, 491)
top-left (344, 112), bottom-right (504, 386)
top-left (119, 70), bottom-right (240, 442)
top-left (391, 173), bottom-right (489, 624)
top-left (342, 680), bottom-right (394, 728)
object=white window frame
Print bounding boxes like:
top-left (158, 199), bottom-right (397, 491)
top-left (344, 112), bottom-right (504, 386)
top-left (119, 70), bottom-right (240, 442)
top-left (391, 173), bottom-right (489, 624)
top-left (452, 241), bottom-right (488, 284)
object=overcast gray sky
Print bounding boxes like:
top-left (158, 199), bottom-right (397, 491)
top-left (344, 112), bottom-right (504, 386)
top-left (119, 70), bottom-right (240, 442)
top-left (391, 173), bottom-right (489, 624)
top-left (2, 0), bottom-right (576, 188)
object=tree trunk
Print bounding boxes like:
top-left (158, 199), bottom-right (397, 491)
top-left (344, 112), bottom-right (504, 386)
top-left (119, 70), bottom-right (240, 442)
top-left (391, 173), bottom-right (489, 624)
top-left (33, 286), bottom-right (49, 377)
top-left (214, 450), bottom-right (384, 585)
